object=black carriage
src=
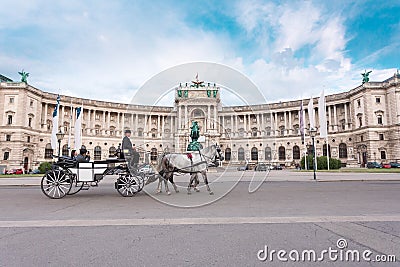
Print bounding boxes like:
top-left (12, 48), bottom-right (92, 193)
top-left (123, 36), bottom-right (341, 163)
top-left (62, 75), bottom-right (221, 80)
top-left (40, 156), bottom-right (153, 199)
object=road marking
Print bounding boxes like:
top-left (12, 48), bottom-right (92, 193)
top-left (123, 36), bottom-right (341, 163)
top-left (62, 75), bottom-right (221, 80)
top-left (1, 215), bottom-right (400, 228)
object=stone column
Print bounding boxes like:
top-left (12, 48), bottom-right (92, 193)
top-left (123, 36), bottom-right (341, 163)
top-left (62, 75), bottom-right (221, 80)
top-left (328, 106), bottom-right (332, 132)
top-left (87, 109), bottom-right (91, 135)
top-left (344, 103), bottom-right (348, 130)
top-left (284, 111), bottom-right (287, 136)
top-left (274, 113), bottom-right (278, 135)
top-left (288, 110), bottom-right (292, 135)
top-left (214, 106), bottom-right (217, 129)
top-left (103, 111), bottom-right (106, 135)
top-left (235, 115), bottom-right (238, 135)
top-left (117, 112), bottom-right (120, 132)
top-left (161, 115), bottom-right (164, 137)
top-left (157, 115), bottom-right (161, 137)
top-left (185, 105), bottom-right (188, 129)
top-left (243, 114), bottom-right (247, 133)
top-left (261, 113), bottom-right (265, 135)
top-left (121, 113), bottom-right (125, 135)
top-left (44, 103), bottom-right (48, 127)
top-left (333, 105), bottom-right (338, 131)
top-left (61, 105), bottom-right (65, 128)
top-left (135, 114), bottom-right (138, 135)
top-left (270, 113), bottom-right (273, 136)
top-left (144, 114), bottom-right (148, 137)
top-left (207, 105), bottom-right (211, 130)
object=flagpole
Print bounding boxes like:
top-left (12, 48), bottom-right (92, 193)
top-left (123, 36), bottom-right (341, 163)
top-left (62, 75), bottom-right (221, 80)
top-left (68, 99), bottom-right (73, 154)
top-left (301, 99), bottom-right (307, 170)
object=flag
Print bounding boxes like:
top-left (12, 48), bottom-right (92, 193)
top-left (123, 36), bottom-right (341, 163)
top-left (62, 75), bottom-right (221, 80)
top-left (318, 91), bottom-right (327, 138)
top-left (307, 97), bottom-right (315, 129)
top-left (50, 95), bottom-right (60, 150)
top-left (299, 100), bottom-right (305, 143)
top-left (74, 106), bottom-right (82, 150)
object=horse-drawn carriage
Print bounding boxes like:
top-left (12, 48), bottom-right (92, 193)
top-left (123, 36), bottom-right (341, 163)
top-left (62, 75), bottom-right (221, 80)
top-left (40, 156), bottom-right (151, 199)
top-left (40, 144), bottom-right (223, 199)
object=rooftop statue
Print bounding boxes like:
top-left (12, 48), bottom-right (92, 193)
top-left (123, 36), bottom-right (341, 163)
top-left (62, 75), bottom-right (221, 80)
top-left (18, 70), bottom-right (29, 83)
top-left (190, 73), bottom-right (205, 88)
top-left (361, 70), bottom-right (372, 84)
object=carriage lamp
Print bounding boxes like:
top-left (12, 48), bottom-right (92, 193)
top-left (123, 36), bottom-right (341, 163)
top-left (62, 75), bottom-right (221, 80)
top-left (56, 129), bottom-right (65, 158)
top-left (308, 127), bottom-right (317, 180)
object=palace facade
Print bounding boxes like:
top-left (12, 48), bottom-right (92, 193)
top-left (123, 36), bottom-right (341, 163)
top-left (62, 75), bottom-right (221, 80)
top-left (1, 73), bottom-right (400, 172)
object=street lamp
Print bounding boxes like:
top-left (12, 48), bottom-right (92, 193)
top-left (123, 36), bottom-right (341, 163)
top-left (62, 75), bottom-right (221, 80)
top-left (56, 129), bottom-right (65, 158)
top-left (309, 127), bottom-right (317, 180)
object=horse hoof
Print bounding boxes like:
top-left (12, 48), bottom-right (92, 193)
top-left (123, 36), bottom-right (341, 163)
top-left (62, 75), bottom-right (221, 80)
top-left (175, 190), bottom-right (180, 193)
top-left (167, 191), bottom-right (171, 196)
top-left (194, 188), bottom-right (200, 192)
top-left (187, 191), bottom-right (192, 195)
top-left (156, 190), bottom-right (161, 194)
top-left (209, 191), bottom-right (214, 195)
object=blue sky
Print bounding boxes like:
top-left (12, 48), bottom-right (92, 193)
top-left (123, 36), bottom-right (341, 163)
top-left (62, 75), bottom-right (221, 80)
top-left (0, 0), bottom-right (399, 104)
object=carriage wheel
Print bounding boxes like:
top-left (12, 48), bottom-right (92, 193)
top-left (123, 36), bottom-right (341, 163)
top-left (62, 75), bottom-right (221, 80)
top-left (137, 173), bottom-right (145, 192)
top-left (67, 174), bottom-right (84, 195)
top-left (41, 169), bottom-right (72, 199)
top-left (116, 174), bottom-right (141, 197)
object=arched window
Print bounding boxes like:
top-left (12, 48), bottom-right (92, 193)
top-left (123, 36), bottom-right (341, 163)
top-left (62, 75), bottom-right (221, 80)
top-left (265, 147), bottom-right (272, 160)
top-left (94, 146), bottom-right (102, 160)
top-left (323, 144), bottom-right (331, 157)
top-left (192, 109), bottom-right (204, 118)
top-left (45, 143), bottom-right (53, 159)
top-left (278, 146), bottom-right (285, 160)
top-left (293, 145), bottom-right (300, 160)
top-left (339, 143), bottom-right (347, 158)
top-left (109, 146), bottom-right (116, 157)
top-left (238, 147), bottom-right (245, 161)
top-left (251, 147), bottom-right (258, 160)
top-left (224, 148), bottom-right (231, 161)
top-left (151, 148), bottom-right (158, 161)
top-left (62, 144), bottom-right (69, 157)
top-left (265, 127), bottom-right (271, 136)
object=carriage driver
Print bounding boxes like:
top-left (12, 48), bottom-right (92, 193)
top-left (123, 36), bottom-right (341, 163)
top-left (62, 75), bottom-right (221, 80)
top-left (122, 129), bottom-right (135, 167)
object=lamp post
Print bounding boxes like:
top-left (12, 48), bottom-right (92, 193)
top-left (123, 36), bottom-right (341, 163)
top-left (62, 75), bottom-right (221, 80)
top-left (56, 129), bottom-right (65, 158)
top-left (309, 127), bottom-right (317, 180)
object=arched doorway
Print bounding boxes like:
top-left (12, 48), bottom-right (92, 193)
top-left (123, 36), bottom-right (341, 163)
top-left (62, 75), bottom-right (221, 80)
top-left (94, 146), bottom-right (102, 160)
top-left (238, 147), bottom-right (245, 161)
top-left (251, 147), bottom-right (258, 161)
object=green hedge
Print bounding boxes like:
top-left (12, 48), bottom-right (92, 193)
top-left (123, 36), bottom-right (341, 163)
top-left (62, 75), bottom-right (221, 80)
top-left (38, 162), bottom-right (52, 174)
top-left (300, 156), bottom-right (341, 170)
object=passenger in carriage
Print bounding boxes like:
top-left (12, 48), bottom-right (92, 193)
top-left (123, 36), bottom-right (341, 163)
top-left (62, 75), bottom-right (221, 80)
top-left (70, 149), bottom-right (77, 160)
top-left (75, 148), bottom-right (89, 163)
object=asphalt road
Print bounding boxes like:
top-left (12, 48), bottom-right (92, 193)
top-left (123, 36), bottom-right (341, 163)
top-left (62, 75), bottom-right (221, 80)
top-left (1, 176), bottom-right (400, 266)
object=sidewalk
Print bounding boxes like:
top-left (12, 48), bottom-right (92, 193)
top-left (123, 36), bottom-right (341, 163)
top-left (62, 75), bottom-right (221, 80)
top-left (1, 170), bottom-right (399, 186)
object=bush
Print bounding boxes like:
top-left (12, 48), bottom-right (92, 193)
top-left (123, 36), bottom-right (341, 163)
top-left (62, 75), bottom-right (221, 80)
top-left (300, 156), bottom-right (341, 170)
top-left (38, 162), bottom-right (52, 174)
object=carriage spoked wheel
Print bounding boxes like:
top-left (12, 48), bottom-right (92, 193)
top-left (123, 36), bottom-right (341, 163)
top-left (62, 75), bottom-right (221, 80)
top-left (41, 169), bottom-right (72, 199)
top-left (116, 174), bottom-right (141, 197)
top-left (67, 174), bottom-right (84, 195)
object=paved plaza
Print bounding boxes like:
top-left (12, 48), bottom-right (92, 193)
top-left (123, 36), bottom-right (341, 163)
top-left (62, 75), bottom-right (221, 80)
top-left (0, 170), bottom-right (400, 266)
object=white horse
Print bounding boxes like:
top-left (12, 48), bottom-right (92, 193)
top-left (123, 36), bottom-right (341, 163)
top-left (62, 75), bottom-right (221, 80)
top-left (156, 144), bottom-right (223, 195)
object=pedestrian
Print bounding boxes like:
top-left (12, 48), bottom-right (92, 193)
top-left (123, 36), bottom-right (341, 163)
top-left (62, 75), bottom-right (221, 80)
top-left (85, 150), bottom-right (91, 162)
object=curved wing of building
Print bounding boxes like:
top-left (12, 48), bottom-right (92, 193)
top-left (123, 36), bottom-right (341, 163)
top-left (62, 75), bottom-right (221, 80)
top-left (1, 73), bottom-right (399, 172)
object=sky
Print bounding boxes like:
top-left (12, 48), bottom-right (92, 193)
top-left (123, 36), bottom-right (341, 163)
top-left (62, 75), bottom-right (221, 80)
top-left (0, 0), bottom-right (399, 105)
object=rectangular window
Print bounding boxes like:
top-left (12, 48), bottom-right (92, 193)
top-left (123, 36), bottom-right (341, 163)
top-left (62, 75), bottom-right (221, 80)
top-left (377, 115), bottom-right (383, 125)
top-left (360, 135), bottom-right (364, 142)
top-left (381, 151), bottom-right (386, 160)
top-left (376, 97), bottom-right (381, 103)
top-left (6, 134), bottom-right (11, 141)
top-left (30, 100), bottom-right (34, 107)
top-left (95, 114), bottom-right (101, 120)
top-left (27, 136), bottom-right (31, 143)
top-left (9, 97), bottom-right (14, 104)
top-left (7, 115), bottom-right (12, 125)
top-left (379, 134), bottom-right (384, 140)
top-left (28, 117), bottom-right (32, 127)
top-left (3, 151), bottom-right (9, 160)
top-left (357, 99), bottom-right (361, 108)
